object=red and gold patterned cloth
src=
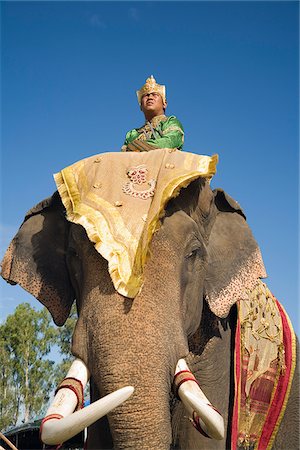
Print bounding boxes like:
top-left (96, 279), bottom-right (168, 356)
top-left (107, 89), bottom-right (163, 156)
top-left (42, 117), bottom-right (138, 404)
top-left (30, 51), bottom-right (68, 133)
top-left (232, 280), bottom-right (296, 450)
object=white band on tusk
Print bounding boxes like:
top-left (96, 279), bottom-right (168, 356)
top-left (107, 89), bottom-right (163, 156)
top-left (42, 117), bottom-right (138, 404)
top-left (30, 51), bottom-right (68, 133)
top-left (174, 359), bottom-right (224, 440)
top-left (41, 386), bottom-right (134, 445)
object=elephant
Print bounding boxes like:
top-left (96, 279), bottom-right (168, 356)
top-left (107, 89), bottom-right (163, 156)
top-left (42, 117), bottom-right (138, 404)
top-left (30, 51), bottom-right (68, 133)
top-left (1, 177), bottom-right (299, 450)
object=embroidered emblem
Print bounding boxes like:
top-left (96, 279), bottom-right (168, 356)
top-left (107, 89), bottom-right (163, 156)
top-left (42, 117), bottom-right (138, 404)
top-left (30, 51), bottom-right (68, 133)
top-left (122, 165), bottom-right (156, 200)
top-left (127, 166), bottom-right (148, 185)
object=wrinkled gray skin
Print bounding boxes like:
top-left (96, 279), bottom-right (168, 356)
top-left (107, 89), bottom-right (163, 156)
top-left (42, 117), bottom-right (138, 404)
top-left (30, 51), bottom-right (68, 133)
top-left (1, 179), bottom-right (299, 450)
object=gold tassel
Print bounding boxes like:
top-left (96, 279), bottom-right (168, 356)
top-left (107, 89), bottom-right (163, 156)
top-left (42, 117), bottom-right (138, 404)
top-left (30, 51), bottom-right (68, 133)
top-left (278, 343), bottom-right (286, 375)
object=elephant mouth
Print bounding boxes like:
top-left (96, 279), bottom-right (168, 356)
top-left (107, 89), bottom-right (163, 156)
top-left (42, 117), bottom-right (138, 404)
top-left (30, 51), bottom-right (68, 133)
top-left (40, 358), bottom-right (224, 447)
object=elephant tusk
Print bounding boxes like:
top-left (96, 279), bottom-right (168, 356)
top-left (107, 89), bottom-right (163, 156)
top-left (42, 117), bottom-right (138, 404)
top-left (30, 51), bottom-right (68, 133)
top-left (41, 358), bottom-right (134, 445)
top-left (40, 386), bottom-right (135, 445)
top-left (45, 358), bottom-right (90, 418)
top-left (174, 359), bottom-right (224, 440)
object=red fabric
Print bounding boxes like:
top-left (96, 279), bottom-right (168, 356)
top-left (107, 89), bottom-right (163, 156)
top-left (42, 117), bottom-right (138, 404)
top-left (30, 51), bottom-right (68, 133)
top-left (257, 300), bottom-right (294, 449)
top-left (231, 298), bottom-right (295, 450)
top-left (240, 355), bottom-right (277, 414)
top-left (231, 314), bottom-right (241, 449)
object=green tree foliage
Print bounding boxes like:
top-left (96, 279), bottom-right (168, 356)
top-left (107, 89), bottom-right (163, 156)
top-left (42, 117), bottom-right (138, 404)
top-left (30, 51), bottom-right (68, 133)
top-left (0, 332), bottom-right (18, 429)
top-left (0, 303), bottom-right (57, 427)
top-left (0, 302), bottom-right (84, 430)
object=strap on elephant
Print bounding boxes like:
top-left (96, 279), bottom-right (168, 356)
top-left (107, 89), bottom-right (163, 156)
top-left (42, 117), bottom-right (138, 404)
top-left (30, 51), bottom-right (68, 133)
top-left (190, 411), bottom-right (212, 438)
top-left (39, 414), bottom-right (63, 450)
top-left (173, 369), bottom-right (200, 399)
top-left (55, 377), bottom-right (84, 411)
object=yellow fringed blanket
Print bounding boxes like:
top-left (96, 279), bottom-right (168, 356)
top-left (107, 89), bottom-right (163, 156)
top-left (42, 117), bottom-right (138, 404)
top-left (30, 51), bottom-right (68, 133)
top-left (54, 149), bottom-right (218, 298)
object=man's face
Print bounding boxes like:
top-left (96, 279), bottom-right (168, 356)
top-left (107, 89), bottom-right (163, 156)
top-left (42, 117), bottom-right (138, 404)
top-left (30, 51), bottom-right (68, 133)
top-left (141, 92), bottom-right (166, 118)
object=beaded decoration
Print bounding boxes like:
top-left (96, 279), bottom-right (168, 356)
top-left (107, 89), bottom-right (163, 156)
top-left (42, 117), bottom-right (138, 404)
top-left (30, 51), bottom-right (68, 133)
top-left (122, 165), bottom-right (156, 200)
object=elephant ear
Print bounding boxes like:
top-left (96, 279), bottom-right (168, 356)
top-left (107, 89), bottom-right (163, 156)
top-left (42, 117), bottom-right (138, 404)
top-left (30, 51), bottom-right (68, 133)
top-left (1, 191), bottom-right (74, 326)
top-left (204, 189), bottom-right (267, 318)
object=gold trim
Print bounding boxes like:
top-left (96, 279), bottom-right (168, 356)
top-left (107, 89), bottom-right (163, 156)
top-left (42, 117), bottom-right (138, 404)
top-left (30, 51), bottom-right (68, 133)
top-left (55, 168), bottom-right (140, 296)
top-left (162, 126), bottom-right (184, 135)
top-left (266, 304), bottom-right (297, 450)
top-left (150, 114), bottom-right (167, 128)
top-left (234, 302), bottom-right (243, 450)
top-left (54, 151), bottom-right (218, 298)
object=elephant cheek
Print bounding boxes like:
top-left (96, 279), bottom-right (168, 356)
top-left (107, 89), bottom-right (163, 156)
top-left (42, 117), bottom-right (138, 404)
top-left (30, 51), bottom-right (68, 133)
top-left (181, 265), bottom-right (206, 337)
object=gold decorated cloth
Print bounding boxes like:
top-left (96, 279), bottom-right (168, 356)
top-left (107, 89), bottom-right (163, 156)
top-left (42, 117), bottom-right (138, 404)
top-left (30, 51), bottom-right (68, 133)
top-left (54, 149), bottom-right (218, 298)
top-left (232, 280), bottom-right (296, 450)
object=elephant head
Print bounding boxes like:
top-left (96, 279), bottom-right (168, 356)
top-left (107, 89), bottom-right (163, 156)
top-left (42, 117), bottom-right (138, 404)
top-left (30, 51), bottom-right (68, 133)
top-left (1, 178), bottom-right (272, 449)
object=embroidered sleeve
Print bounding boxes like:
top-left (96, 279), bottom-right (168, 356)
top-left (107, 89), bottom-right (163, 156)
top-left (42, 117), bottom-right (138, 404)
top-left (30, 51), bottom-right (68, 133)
top-left (123, 129), bottom-right (139, 147)
top-left (147, 116), bottom-right (184, 150)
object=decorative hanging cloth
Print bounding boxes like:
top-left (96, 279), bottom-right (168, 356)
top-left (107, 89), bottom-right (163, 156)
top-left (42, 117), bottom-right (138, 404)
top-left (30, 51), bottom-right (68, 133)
top-left (54, 148), bottom-right (218, 298)
top-left (231, 280), bottom-right (296, 450)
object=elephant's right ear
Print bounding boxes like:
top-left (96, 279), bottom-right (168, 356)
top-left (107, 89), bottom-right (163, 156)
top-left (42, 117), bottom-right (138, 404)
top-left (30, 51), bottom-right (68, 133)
top-left (1, 191), bottom-right (75, 326)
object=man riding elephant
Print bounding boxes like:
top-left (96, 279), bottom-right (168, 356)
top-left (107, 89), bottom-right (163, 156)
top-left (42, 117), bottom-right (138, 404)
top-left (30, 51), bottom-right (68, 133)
top-left (121, 75), bottom-right (184, 153)
top-left (1, 75), bottom-right (298, 450)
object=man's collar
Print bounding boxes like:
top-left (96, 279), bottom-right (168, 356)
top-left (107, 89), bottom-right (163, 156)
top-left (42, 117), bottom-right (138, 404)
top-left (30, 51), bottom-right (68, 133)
top-left (137, 115), bottom-right (167, 133)
top-left (146, 114), bottom-right (167, 128)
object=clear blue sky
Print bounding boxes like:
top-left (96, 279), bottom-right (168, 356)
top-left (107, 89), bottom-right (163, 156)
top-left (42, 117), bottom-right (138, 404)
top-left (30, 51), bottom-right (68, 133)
top-left (1, 1), bottom-right (299, 335)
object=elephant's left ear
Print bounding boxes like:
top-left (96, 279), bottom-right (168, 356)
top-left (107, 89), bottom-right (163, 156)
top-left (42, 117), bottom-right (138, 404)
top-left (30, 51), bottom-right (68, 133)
top-left (1, 191), bottom-right (75, 326)
top-left (213, 188), bottom-right (246, 219)
top-left (204, 189), bottom-right (267, 318)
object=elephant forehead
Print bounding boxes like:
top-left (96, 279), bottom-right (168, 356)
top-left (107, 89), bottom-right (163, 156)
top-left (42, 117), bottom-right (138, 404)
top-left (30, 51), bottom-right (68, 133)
top-left (161, 211), bottom-right (200, 247)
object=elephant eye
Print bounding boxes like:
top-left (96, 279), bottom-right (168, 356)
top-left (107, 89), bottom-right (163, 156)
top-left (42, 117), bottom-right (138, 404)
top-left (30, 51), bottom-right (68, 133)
top-left (185, 247), bottom-right (201, 259)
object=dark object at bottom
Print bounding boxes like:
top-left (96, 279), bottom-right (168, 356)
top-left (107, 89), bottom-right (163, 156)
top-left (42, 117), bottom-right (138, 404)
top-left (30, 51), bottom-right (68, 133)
top-left (1, 419), bottom-right (84, 450)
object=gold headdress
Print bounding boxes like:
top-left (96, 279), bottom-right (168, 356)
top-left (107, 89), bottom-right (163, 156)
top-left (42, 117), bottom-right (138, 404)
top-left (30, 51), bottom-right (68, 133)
top-left (136, 75), bottom-right (166, 106)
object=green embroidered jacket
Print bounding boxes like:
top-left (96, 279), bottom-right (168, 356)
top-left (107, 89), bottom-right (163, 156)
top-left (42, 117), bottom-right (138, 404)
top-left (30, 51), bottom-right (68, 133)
top-left (122, 115), bottom-right (184, 151)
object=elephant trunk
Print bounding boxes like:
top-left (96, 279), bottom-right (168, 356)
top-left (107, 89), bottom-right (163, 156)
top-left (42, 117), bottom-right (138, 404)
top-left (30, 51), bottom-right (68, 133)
top-left (81, 289), bottom-right (188, 449)
top-left (106, 371), bottom-right (172, 449)
top-left (71, 233), bottom-right (190, 449)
